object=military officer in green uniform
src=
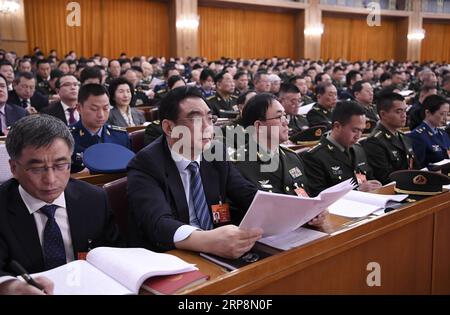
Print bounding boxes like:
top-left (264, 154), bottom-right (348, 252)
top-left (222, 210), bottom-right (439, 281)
top-left (303, 101), bottom-right (381, 197)
top-left (71, 84), bottom-right (131, 173)
top-left (306, 82), bottom-right (337, 130)
top-left (362, 92), bottom-right (419, 185)
top-left (353, 80), bottom-right (379, 122)
top-left (278, 83), bottom-right (309, 137)
top-left (233, 93), bottom-right (325, 225)
top-left (207, 72), bottom-right (239, 119)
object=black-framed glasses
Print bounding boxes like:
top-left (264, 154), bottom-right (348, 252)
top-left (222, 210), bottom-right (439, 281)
top-left (15, 161), bottom-right (71, 175)
top-left (264, 113), bottom-right (288, 123)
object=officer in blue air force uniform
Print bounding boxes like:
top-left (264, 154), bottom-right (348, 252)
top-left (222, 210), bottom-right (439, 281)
top-left (408, 95), bottom-right (450, 169)
top-left (70, 84), bottom-right (131, 173)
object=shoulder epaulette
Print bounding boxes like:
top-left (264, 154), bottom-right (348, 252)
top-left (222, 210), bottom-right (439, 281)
top-left (307, 143), bottom-right (322, 153)
top-left (108, 125), bottom-right (127, 132)
top-left (280, 145), bottom-right (297, 155)
top-left (206, 95), bottom-right (215, 101)
top-left (152, 120), bottom-right (161, 125)
top-left (231, 94), bottom-right (238, 99)
top-left (156, 89), bottom-right (167, 94)
top-left (374, 130), bottom-right (383, 138)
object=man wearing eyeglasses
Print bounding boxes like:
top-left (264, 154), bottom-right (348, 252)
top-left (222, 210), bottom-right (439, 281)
top-left (8, 72), bottom-right (49, 114)
top-left (0, 114), bottom-right (120, 295)
top-left (278, 83), bottom-right (309, 137)
top-left (42, 74), bottom-right (80, 126)
top-left (127, 86), bottom-right (263, 259)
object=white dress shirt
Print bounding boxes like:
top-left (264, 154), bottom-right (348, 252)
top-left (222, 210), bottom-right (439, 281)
top-left (119, 107), bottom-right (135, 127)
top-left (169, 146), bottom-right (203, 243)
top-left (0, 187), bottom-right (75, 286)
top-left (0, 105), bottom-right (6, 134)
top-left (61, 101), bottom-right (80, 124)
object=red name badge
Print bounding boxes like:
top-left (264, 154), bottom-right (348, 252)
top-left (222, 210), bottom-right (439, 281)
top-left (356, 172), bottom-right (367, 185)
top-left (211, 203), bottom-right (231, 225)
top-left (294, 187), bottom-right (309, 197)
top-left (77, 252), bottom-right (88, 260)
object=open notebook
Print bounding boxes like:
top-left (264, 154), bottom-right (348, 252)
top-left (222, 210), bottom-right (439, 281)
top-left (328, 190), bottom-right (408, 218)
top-left (29, 247), bottom-right (197, 295)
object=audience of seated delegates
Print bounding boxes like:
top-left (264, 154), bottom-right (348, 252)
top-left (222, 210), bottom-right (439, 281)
top-left (207, 72), bottom-right (238, 118)
top-left (70, 84), bottom-right (131, 173)
top-left (121, 68), bottom-right (152, 107)
top-left (0, 114), bottom-right (121, 295)
top-left (302, 101), bottom-right (381, 197)
top-left (233, 71), bottom-right (249, 97)
top-left (199, 68), bottom-right (215, 99)
top-left (0, 61), bottom-right (15, 91)
top-left (339, 70), bottom-right (362, 101)
top-left (278, 83), bottom-right (309, 137)
top-left (362, 92), bottom-right (420, 185)
top-left (127, 86), bottom-right (263, 259)
top-left (353, 80), bottom-right (379, 123)
top-left (9, 71), bottom-right (49, 114)
top-left (407, 84), bottom-right (438, 130)
top-left (41, 74), bottom-right (80, 126)
top-left (441, 74), bottom-right (450, 100)
top-left (35, 59), bottom-right (53, 96)
top-left (253, 71), bottom-right (271, 94)
top-left (306, 82), bottom-right (337, 130)
top-left (107, 77), bottom-right (146, 128)
top-left (152, 64), bottom-right (181, 105)
top-left (0, 74), bottom-right (28, 137)
top-left (408, 95), bottom-right (450, 169)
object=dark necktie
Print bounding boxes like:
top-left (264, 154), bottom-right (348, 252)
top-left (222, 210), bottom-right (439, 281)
top-left (0, 111), bottom-right (4, 136)
top-left (186, 162), bottom-right (213, 230)
top-left (21, 99), bottom-right (28, 109)
top-left (40, 205), bottom-right (66, 270)
top-left (67, 108), bottom-right (76, 125)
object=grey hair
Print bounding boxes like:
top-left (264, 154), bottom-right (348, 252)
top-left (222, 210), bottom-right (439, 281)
top-left (6, 114), bottom-right (75, 160)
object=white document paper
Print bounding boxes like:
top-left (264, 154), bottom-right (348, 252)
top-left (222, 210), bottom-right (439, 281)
top-left (297, 103), bottom-right (315, 115)
top-left (240, 179), bottom-right (356, 237)
top-left (430, 159), bottom-right (450, 167)
top-left (259, 227), bottom-right (329, 251)
top-left (30, 247), bottom-right (197, 295)
top-left (328, 190), bottom-right (408, 218)
top-left (0, 144), bottom-right (12, 184)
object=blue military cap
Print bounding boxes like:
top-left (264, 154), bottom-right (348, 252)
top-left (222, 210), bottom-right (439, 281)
top-left (83, 143), bottom-right (135, 174)
top-left (389, 170), bottom-right (450, 196)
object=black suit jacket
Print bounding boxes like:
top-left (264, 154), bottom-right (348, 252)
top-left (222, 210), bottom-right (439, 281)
top-left (41, 101), bottom-right (67, 125)
top-left (127, 136), bottom-right (257, 251)
top-left (0, 179), bottom-right (120, 277)
top-left (3, 103), bottom-right (27, 127)
top-left (8, 90), bottom-right (49, 112)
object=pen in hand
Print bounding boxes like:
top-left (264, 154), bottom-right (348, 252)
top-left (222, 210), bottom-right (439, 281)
top-left (10, 260), bottom-right (46, 292)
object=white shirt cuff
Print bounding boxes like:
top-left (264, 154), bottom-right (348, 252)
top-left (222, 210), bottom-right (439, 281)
top-left (0, 276), bottom-right (18, 285)
top-left (173, 225), bottom-right (200, 243)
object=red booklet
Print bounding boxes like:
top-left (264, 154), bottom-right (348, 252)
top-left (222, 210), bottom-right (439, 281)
top-left (141, 270), bottom-right (209, 295)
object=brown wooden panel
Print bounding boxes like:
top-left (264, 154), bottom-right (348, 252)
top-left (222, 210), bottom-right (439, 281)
top-left (432, 207), bottom-right (450, 294)
top-left (24, 0), bottom-right (168, 58)
top-left (421, 20), bottom-right (450, 62)
top-left (198, 6), bottom-right (296, 60)
top-left (321, 13), bottom-right (404, 62)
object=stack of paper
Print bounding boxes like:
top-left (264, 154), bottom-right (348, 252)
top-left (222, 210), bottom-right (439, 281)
top-left (328, 190), bottom-right (408, 218)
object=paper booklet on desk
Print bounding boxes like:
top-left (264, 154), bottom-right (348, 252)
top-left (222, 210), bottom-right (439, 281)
top-left (200, 246), bottom-right (273, 271)
top-left (29, 247), bottom-right (197, 295)
top-left (239, 178), bottom-right (356, 237)
top-left (327, 190), bottom-right (408, 218)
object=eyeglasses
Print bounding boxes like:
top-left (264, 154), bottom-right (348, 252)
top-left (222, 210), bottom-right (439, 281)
top-left (178, 114), bottom-right (218, 125)
top-left (264, 113), bottom-right (288, 123)
top-left (16, 161), bottom-right (71, 175)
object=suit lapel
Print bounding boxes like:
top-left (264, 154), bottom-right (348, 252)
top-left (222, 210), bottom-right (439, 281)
top-left (64, 181), bottom-right (86, 256)
top-left (114, 109), bottom-right (128, 127)
top-left (8, 185), bottom-right (45, 271)
top-left (56, 103), bottom-right (68, 125)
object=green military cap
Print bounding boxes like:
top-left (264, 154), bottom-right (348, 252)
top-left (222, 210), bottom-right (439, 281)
top-left (289, 125), bottom-right (327, 144)
top-left (389, 170), bottom-right (450, 196)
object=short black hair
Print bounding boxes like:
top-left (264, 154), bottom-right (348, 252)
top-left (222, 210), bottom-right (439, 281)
top-left (316, 82), bottom-right (335, 96)
top-left (236, 90), bottom-right (256, 106)
top-left (13, 72), bottom-right (35, 84)
top-left (346, 70), bottom-right (360, 86)
top-left (352, 80), bottom-right (370, 94)
top-left (241, 93), bottom-right (277, 128)
top-left (80, 66), bottom-right (102, 84)
top-left (376, 92), bottom-right (405, 114)
top-left (200, 68), bottom-right (215, 82)
top-left (36, 59), bottom-right (50, 67)
top-left (6, 114), bottom-right (75, 160)
top-left (78, 83), bottom-right (109, 105)
top-left (332, 101), bottom-right (366, 126)
top-left (279, 83), bottom-right (300, 96)
top-left (159, 86), bottom-right (204, 122)
top-left (167, 75), bottom-right (186, 90)
top-left (108, 77), bottom-right (134, 107)
top-left (422, 94), bottom-right (449, 115)
top-left (233, 71), bottom-right (247, 80)
top-left (379, 72), bottom-right (392, 83)
top-left (214, 71), bottom-right (229, 84)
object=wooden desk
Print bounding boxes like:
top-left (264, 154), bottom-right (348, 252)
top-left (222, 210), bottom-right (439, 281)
top-left (71, 172), bottom-right (126, 186)
top-left (171, 187), bottom-right (450, 294)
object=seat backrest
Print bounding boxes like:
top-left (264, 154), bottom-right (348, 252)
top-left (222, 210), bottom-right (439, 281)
top-left (102, 177), bottom-right (128, 240)
top-left (129, 129), bottom-right (145, 153)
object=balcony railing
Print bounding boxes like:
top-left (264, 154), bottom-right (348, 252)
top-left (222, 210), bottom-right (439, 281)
top-left (319, 0), bottom-right (412, 11)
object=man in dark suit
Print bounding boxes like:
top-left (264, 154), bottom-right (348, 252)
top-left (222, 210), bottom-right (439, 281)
top-left (41, 74), bottom-right (80, 125)
top-left (0, 74), bottom-right (27, 136)
top-left (0, 114), bottom-right (120, 295)
top-left (8, 72), bottom-right (49, 114)
top-left (127, 86), bottom-right (262, 259)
